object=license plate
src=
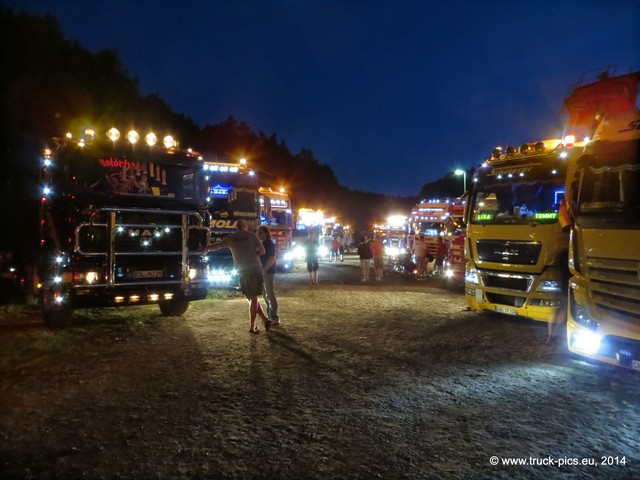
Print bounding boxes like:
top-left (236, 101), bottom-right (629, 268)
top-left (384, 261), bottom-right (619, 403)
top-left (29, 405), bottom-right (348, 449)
top-left (132, 270), bottom-right (163, 279)
top-left (495, 305), bottom-right (517, 316)
top-left (633, 360), bottom-right (640, 371)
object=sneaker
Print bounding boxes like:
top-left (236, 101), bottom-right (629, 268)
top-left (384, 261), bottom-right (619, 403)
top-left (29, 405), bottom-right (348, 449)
top-left (263, 318), bottom-right (272, 331)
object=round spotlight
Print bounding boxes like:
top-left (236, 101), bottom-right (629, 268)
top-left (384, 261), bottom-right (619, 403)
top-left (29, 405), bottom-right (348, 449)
top-left (491, 147), bottom-right (502, 159)
top-left (107, 128), bottom-right (121, 142)
top-left (506, 146), bottom-right (516, 156)
top-left (519, 144), bottom-right (529, 154)
top-left (163, 135), bottom-right (175, 149)
top-left (145, 133), bottom-right (158, 146)
top-left (127, 130), bottom-right (140, 144)
top-left (534, 141), bottom-right (545, 153)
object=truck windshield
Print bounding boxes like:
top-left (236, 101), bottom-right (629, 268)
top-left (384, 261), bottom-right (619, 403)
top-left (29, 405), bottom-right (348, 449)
top-left (578, 157), bottom-right (640, 226)
top-left (58, 148), bottom-right (203, 207)
top-left (208, 186), bottom-right (258, 219)
top-left (470, 179), bottom-right (565, 225)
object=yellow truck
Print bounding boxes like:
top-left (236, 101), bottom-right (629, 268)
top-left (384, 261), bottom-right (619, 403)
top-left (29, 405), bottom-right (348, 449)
top-left (464, 139), bottom-right (582, 322)
top-left (566, 109), bottom-right (640, 368)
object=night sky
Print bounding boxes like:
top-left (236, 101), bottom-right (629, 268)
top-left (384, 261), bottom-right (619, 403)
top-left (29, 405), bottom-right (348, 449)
top-left (11, 0), bottom-right (640, 196)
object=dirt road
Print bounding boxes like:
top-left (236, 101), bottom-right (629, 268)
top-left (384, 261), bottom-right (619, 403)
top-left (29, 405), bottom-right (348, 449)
top-left (0, 255), bottom-right (638, 479)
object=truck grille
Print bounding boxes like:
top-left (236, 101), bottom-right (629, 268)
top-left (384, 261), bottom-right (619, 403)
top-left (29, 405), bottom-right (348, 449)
top-left (114, 228), bottom-right (182, 252)
top-left (476, 240), bottom-right (541, 265)
top-left (485, 293), bottom-right (526, 308)
top-left (587, 256), bottom-right (640, 322)
top-left (481, 271), bottom-right (534, 292)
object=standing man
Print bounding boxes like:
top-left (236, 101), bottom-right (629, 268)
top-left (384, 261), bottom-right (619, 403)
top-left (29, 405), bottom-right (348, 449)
top-left (257, 226), bottom-right (280, 326)
top-left (370, 234), bottom-right (385, 283)
top-left (304, 230), bottom-right (320, 285)
top-left (435, 236), bottom-right (447, 276)
top-left (357, 234), bottom-right (373, 282)
top-left (413, 235), bottom-right (427, 278)
top-left (205, 219), bottom-right (271, 333)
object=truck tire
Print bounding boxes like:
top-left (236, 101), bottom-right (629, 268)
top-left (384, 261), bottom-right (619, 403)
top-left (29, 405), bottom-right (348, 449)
top-left (159, 300), bottom-right (189, 316)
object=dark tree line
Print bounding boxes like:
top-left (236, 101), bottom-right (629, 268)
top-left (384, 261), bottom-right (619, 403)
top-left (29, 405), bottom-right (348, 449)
top-left (1, 6), bottom-right (457, 260)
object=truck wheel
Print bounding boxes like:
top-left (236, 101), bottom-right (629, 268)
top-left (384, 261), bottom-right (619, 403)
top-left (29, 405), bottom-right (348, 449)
top-left (159, 300), bottom-right (189, 316)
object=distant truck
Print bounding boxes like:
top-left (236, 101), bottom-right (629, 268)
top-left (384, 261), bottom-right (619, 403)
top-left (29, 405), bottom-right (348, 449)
top-left (409, 198), bottom-right (463, 276)
top-left (201, 159), bottom-right (260, 288)
top-left (565, 109), bottom-right (640, 369)
top-left (442, 201), bottom-right (466, 283)
top-left (36, 128), bottom-right (209, 327)
top-left (259, 187), bottom-right (295, 272)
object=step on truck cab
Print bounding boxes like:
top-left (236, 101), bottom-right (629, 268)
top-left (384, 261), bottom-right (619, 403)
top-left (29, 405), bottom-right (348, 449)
top-left (37, 128), bottom-right (210, 327)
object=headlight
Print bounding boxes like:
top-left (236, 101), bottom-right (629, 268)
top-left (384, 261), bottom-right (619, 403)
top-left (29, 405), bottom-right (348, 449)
top-left (570, 291), bottom-right (598, 331)
top-left (571, 330), bottom-right (602, 355)
top-left (207, 268), bottom-right (237, 283)
top-left (319, 245), bottom-right (329, 257)
top-left (73, 270), bottom-right (102, 284)
top-left (537, 280), bottom-right (562, 293)
top-left (85, 271), bottom-right (99, 284)
top-left (385, 246), bottom-right (400, 256)
top-left (465, 267), bottom-right (479, 285)
top-left (284, 251), bottom-right (295, 261)
top-left (294, 246), bottom-right (305, 259)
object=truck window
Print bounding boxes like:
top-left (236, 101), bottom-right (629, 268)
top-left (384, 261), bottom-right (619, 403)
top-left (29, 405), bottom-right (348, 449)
top-left (471, 180), bottom-right (565, 224)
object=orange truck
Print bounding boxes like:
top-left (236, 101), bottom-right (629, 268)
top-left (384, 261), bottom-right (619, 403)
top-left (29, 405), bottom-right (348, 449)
top-left (442, 201), bottom-right (466, 283)
top-left (409, 198), bottom-right (463, 276)
top-left (259, 187), bottom-right (295, 271)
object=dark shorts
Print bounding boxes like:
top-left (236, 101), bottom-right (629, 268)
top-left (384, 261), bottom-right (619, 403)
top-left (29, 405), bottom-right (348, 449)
top-left (238, 266), bottom-right (264, 298)
top-left (306, 259), bottom-right (319, 272)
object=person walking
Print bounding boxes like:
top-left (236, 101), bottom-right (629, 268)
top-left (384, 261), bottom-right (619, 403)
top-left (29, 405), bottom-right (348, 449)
top-left (205, 219), bottom-right (270, 333)
top-left (304, 230), bottom-right (320, 285)
top-left (257, 226), bottom-right (280, 326)
top-left (370, 234), bottom-right (385, 282)
top-left (413, 235), bottom-right (427, 278)
top-left (339, 234), bottom-right (347, 261)
top-left (357, 234), bottom-right (373, 282)
top-left (330, 235), bottom-right (341, 262)
top-left (435, 236), bottom-right (447, 276)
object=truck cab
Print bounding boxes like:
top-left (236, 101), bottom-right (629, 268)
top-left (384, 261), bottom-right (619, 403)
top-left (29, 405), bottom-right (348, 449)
top-left (464, 140), bottom-right (582, 321)
top-left (566, 110), bottom-right (640, 368)
top-left (37, 128), bottom-right (210, 327)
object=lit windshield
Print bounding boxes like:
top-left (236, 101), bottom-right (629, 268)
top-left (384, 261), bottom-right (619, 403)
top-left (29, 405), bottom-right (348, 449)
top-left (471, 179), bottom-right (565, 225)
top-left (578, 159), bottom-right (639, 225)
top-left (59, 149), bottom-right (203, 206)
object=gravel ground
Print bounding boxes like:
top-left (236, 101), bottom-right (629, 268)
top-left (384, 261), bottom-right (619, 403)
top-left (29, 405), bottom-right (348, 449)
top-left (0, 255), bottom-right (639, 480)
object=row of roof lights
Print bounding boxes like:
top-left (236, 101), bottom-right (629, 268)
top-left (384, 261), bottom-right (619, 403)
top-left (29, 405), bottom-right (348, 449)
top-left (490, 136), bottom-right (575, 160)
top-left (69, 127), bottom-right (178, 148)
